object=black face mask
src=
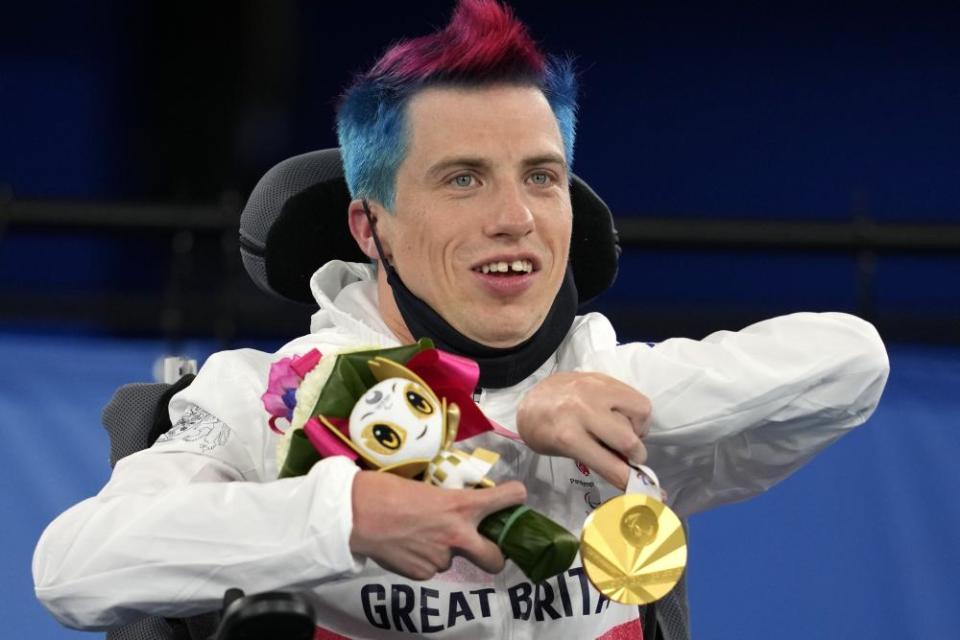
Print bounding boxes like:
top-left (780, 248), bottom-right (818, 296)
top-left (362, 200), bottom-right (578, 389)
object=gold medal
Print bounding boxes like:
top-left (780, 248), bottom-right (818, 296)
top-left (580, 492), bottom-right (687, 604)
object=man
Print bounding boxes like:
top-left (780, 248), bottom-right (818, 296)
top-left (33, 1), bottom-right (889, 638)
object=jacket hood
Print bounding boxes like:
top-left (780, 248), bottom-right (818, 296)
top-left (308, 261), bottom-right (394, 343)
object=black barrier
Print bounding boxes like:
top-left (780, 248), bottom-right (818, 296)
top-left (1, 199), bottom-right (959, 344)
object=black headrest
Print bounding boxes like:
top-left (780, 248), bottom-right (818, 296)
top-left (239, 148), bottom-right (619, 306)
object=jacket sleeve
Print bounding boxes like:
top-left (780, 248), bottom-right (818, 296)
top-left (576, 312), bottom-right (890, 517)
top-left (32, 348), bottom-right (365, 630)
top-left (32, 425), bottom-right (362, 630)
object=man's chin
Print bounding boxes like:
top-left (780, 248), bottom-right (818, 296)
top-left (459, 316), bottom-right (542, 349)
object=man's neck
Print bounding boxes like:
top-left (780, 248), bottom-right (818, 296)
top-left (373, 260), bottom-right (579, 389)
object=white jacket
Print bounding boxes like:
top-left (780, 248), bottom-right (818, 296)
top-left (33, 260), bottom-right (889, 638)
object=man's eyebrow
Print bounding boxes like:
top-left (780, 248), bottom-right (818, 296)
top-left (426, 156), bottom-right (492, 179)
top-left (426, 153), bottom-right (568, 179)
top-left (521, 153), bottom-right (567, 170)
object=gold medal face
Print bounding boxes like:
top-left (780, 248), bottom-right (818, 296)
top-left (580, 494), bottom-right (687, 605)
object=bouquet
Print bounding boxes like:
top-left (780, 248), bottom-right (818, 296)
top-left (261, 339), bottom-right (578, 583)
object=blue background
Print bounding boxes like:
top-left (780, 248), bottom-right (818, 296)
top-left (2, 0), bottom-right (959, 637)
top-left (7, 336), bottom-right (958, 639)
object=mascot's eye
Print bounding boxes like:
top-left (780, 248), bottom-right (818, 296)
top-left (359, 421), bottom-right (407, 456)
top-left (372, 424), bottom-right (402, 450)
top-left (404, 384), bottom-right (435, 416)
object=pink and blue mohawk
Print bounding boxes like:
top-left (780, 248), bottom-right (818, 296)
top-left (335, 0), bottom-right (578, 210)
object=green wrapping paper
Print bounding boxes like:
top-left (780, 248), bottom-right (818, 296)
top-left (479, 505), bottom-right (580, 584)
top-left (279, 429), bottom-right (322, 479)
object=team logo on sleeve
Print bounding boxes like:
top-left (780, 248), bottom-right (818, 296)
top-left (156, 405), bottom-right (231, 452)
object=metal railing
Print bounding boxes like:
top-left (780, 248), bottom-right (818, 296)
top-left (2, 198), bottom-right (958, 344)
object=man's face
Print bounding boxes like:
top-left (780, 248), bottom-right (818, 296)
top-left (376, 84), bottom-right (573, 348)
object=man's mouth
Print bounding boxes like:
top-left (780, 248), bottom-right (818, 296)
top-left (473, 259), bottom-right (534, 275)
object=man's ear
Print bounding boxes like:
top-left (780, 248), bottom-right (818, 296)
top-left (348, 199), bottom-right (390, 261)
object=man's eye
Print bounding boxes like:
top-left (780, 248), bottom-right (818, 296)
top-left (529, 172), bottom-right (551, 185)
top-left (451, 174), bottom-right (475, 188)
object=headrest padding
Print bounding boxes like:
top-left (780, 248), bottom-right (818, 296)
top-left (240, 149), bottom-right (619, 306)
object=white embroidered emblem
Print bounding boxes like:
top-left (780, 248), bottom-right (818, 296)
top-left (157, 405), bottom-right (231, 452)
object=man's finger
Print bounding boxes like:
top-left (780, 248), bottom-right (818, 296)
top-left (468, 480), bottom-right (527, 522)
top-left (455, 534), bottom-right (506, 575)
top-left (574, 439), bottom-right (631, 490)
top-left (596, 376), bottom-right (652, 428)
top-left (610, 414), bottom-right (648, 466)
top-left (627, 439), bottom-right (648, 467)
top-left (591, 410), bottom-right (646, 464)
top-left (376, 556), bottom-right (436, 582)
top-left (618, 407), bottom-right (651, 439)
top-left (552, 416), bottom-right (633, 489)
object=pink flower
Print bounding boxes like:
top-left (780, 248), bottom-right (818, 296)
top-left (261, 349), bottom-right (323, 431)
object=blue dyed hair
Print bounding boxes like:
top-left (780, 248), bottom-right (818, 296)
top-left (335, 0), bottom-right (578, 211)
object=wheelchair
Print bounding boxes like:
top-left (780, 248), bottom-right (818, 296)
top-left (99, 148), bottom-right (690, 640)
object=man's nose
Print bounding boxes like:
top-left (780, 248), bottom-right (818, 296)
top-left (484, 183), bottom-right (535, 238)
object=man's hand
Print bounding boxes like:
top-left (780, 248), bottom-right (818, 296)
top-left (349, 471), bottom-right (526, 580)
top-left (517, 371), bottom-right (652, 490)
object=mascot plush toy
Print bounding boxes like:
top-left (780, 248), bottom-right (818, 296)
top-left (262, 339), bottom-right (578, 583)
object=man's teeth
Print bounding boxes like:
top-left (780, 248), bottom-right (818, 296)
top-left (479, 260), bottom-right (533, 274)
